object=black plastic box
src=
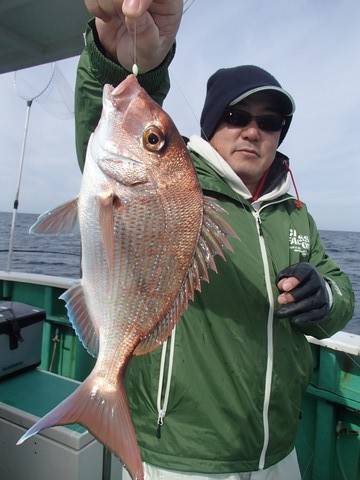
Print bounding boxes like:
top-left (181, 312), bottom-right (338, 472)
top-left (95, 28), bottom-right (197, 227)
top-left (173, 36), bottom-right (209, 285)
top-left (0, 301), bottom-right (45, 379)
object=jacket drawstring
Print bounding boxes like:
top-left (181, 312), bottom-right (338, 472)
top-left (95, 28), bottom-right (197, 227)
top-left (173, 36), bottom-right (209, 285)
top-left (251, 168), bottom-right (271, 203)
top-left (283, 161), bottom-right (302, 209)
top-left (156, 325), bottom-right (176, 438)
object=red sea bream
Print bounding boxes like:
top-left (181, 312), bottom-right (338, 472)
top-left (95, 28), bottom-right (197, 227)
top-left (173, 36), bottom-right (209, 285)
top-left (17, 74), bottom-right (237, 480)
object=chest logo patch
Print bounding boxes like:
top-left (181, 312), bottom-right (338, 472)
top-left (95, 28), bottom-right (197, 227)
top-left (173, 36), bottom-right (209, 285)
top-left (289, 228), bottom-right (310, 256)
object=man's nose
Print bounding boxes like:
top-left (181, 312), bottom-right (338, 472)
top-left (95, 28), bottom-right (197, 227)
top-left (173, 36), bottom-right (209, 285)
top-left (240, 120), bottom-right (261, 140)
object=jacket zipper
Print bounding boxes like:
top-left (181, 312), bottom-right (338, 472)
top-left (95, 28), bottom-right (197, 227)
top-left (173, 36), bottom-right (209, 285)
top-left (252, 207), bottom-right (275, 470)
top-left (252, 197), bottom-right (295, 468)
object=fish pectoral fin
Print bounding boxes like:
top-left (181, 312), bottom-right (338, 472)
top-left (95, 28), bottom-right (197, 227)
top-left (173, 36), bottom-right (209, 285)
top-left (97, 192), bottom-right (119, 271)
top-left (17, 375), bottom-right (144, 480)
top-left (135, 195), bottom-right (238, 356)
top-left (116, 162), bottom-right (149, 186)
top-left (30, 198), bottom-right (79, 235)
top-left (60, 283), bottom-right (99, 358)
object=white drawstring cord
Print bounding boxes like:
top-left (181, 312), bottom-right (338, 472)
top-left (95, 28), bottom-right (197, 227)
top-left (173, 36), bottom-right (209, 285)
top-left (156, 326), bottom-right (177, 433)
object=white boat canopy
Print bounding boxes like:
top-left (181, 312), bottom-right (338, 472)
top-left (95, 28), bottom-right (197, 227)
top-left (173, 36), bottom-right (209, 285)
top-left (0, 0), bottom-right (89, 74)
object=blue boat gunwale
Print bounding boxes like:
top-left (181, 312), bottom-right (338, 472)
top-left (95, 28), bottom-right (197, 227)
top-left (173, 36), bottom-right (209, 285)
top-left (1, 269), bottom-right (359, 355)
top-left (0, 269), bottom-right (359, 480)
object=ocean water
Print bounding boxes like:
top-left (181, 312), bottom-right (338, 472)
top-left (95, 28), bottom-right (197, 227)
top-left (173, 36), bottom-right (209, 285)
top-left (0, 211), bottom-right (359, 334)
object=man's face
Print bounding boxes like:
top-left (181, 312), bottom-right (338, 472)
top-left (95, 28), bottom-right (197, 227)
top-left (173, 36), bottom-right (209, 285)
top-left (209, 93), bottom-right (283, 193)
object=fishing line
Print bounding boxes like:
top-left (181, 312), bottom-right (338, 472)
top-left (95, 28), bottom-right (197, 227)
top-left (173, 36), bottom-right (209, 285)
top-left (171, 74), bottom-right (260, 264)
top-left (183, 0), bottom-right (197, 14)
top-left (132, 21), bottom-right (139, 76)
top-left (129, 1), bottom-right (197, 76)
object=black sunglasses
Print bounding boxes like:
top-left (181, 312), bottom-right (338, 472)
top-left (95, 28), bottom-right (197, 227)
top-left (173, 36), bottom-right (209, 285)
top-left (223, 109), bottom-right (286, 132)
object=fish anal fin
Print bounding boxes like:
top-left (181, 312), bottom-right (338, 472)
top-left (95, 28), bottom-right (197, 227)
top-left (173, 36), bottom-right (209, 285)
top-left (30, 198), bottom-right (79, 235)
top-left (60, 283), bottom-right (99, 358)
top-left (17, 375), bottom-right (144, 480)
top-left (134, 195), bottom-right (237, 356)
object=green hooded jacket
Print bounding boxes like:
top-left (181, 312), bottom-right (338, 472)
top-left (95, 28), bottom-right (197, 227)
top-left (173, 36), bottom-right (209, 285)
top-left (74, 21), bottom-right (355, 474)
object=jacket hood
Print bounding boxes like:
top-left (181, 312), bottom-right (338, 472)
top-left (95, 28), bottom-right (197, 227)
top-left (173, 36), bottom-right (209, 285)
top-left (187, 135), bottom-right (290, 204)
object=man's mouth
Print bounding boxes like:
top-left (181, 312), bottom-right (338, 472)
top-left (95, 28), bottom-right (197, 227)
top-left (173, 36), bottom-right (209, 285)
top-left (236, 148), bottom-right (259, 157)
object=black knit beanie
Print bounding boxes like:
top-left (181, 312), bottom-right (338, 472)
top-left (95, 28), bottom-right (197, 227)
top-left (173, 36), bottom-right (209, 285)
top-left (200, 65), bottom-right (295, 145)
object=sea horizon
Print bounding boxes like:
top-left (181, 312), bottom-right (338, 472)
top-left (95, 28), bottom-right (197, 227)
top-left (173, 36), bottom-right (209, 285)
top-left (1, 210), bottom-right (359, 235)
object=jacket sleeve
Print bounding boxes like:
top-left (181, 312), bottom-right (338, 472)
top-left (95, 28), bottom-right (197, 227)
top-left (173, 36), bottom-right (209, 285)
top-left (296, 213), bottom-right (355, 339)
top-left (75, 19), bottom-right (176, 171)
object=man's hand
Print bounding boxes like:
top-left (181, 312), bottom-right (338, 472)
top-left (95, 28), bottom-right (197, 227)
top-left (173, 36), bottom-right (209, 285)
top-left (84, 0), bottom-right (183, 72)
top-left (276, 262), bottom-right (331, 327)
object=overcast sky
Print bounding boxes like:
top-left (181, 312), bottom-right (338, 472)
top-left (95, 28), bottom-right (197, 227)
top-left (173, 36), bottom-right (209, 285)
top-left (1, 1), bottom-right (359, 232)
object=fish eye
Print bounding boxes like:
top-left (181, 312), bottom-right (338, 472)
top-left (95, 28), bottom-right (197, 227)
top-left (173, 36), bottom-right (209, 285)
top-left (143, 126), bottom-right (165, 152)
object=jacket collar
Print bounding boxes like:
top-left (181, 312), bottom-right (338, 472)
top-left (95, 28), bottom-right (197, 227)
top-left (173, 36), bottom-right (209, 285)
top-left (188, 135), bottom-right (291, 204)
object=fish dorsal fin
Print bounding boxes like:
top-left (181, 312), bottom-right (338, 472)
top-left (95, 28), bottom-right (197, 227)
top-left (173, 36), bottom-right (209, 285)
top-left (134, 196), bottom-right (237, 355)
top-left (30, 198), bottom-right (79, 234)
top-left (59, 283), bottom-right (99, 358)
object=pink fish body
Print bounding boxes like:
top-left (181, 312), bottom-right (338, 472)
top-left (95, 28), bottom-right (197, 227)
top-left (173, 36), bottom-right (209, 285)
top-left (18, 75), bottom-right (236, 480)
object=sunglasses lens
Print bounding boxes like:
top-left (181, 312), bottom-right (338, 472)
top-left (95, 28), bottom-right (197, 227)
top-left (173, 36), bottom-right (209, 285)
top-left (224, 110), bottom-right (252, 127)
top-left (224, 110), bottom-right (285, 132)
top-left (257, 115), bottom-right (285, 132)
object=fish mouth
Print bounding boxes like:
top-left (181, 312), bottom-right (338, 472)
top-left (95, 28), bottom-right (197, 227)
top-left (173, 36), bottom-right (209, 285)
top-left (95, 76), bottom-right (146, 169)
top-left (93, 75), bottom-right (151, 187)
top-left (104, 75), bottom-right (142, 114)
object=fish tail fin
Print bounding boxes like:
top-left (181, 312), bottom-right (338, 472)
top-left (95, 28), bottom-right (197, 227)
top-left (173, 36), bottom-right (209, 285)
top-left (17, 374), bottom-right (144, 480)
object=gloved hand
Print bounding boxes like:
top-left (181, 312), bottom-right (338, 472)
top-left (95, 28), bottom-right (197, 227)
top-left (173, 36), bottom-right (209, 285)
top-left (276, 262), bottom-right (331, 326)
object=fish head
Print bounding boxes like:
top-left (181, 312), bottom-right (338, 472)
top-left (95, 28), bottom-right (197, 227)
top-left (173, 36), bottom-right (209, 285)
top-left (91, 74), bottom-right (191, 186)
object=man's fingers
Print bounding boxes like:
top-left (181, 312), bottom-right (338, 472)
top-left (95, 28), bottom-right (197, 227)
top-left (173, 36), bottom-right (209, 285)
top-left (84, 0), bottom-right (119, 21)
top-left (123, 0), bottom-right (154, 18)
top-left (278, 292), bottom-right (295, 305)
top-left (277, 276), bottom-right (300, 293)
top-left (277, 276), bottom-right (300, 305)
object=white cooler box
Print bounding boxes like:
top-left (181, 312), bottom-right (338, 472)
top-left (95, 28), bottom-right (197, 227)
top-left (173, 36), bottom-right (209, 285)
top-left (0, 369), bottom-right (123, 480)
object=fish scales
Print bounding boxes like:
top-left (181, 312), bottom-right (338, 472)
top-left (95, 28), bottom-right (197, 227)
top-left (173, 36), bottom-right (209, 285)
top-left (19, 74), bottom-right (237, 480)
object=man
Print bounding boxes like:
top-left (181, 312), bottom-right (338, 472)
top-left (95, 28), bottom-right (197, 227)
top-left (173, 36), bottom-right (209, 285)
top-left (75, 1), bottom-right (354, 478)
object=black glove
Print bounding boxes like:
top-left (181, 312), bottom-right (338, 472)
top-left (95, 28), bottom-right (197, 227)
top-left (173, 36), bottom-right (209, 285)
top-left (276, 262), bottom-right (331, 326)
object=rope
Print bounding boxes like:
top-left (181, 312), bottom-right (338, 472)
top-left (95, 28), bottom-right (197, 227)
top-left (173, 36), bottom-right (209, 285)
top-left (49, 328), bottom-right (60, 372)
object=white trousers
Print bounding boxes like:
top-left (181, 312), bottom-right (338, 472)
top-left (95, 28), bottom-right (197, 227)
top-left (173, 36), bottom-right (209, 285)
top-left (122, 449), bottom-right (302, 480)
